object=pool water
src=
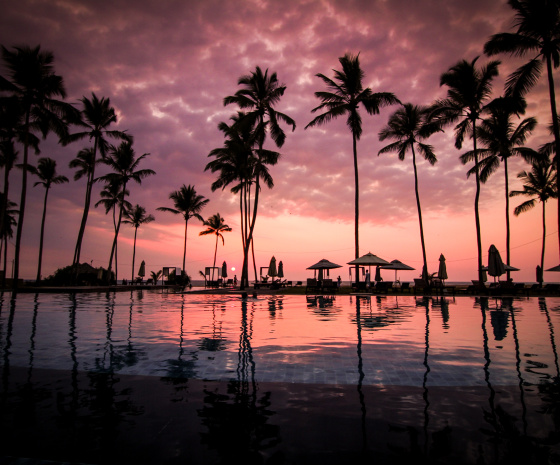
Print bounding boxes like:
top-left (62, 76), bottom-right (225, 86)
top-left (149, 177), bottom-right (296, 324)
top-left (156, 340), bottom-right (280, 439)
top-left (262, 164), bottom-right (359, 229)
top-left (1, 291), bottom-right (560, 464)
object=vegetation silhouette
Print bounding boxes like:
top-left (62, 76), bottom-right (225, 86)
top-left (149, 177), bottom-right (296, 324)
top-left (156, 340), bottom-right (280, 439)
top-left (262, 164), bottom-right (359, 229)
top-left (122, 204), bottom-right (154, 283)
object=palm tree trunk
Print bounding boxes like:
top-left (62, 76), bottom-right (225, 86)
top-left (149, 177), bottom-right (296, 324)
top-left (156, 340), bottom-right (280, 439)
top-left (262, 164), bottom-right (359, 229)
top-left (244, 163), bottom-right (262, 291)
top-left (182, 220), bottom-right (187, 273)
top-left (13, 111), bottom-right (31, 291)
top-left (212, 233), bottom-right (218, 281)
top-left (352, 132), bottom-right (360, 284)
top-left (412, 147), bottom-right (429, 284)
top-left (546, 55), bottom-right (560, 264)
top-left (36, 187), bottom-right (50, 283)
top-left (504, 157), bottom-right (511, 281)
top-left (472, 121), bottom-right (484, 286)
top-left (107, 183), bottom-right (126, 283)
top-left (1, 165), bottom-right (11, 288)
top-left (542, 200), bottom-right (547, 273)
top-left (73, 138), bottom-right (98, 266)
top-left (131, 226), bottom-right (137, 282)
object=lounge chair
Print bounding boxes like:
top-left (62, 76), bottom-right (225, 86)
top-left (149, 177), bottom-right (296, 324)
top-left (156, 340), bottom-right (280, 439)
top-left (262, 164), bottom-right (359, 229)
top-left (306, 278), bottom-right (319, 293)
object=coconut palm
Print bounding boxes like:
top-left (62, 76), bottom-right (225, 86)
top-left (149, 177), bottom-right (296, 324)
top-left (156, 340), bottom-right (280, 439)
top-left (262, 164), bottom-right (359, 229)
top-left (123, 204), bottom-right (155, 282)
top-left (484, 0), bottom-right (560, 259)
top-left (157, 184), bottom-right (208, 274)
top-left (431, 57), bottom-right (500, 285)
top-left (378, 103), bottom-right (440, 284)
top-left (199, 213), bottom-right (232, 281)
top-left (460, 96), bottom-right (540, 279)
top-left (0, 45), bottom-right (81, 289)
top-left (206, 112), bottom-right (279, 284)
top-left (150, 269), bottom-right (162, 285)
top-left (223, 66), bottom-right (295, 289)
top-left (98, 141), bottom-right (155, 282)
top-left (510, 156), bottom-right (557, 272)
top-left (305, 53), bottom-right (399, 282)
top-left (95, 180), bottom-right (131, 282)
top-left (0, 195), bottom-right (17, 287)
top-left (29, 157), bottom-right (68, 283)
top-left (63, 93), bottom-right (131, 266)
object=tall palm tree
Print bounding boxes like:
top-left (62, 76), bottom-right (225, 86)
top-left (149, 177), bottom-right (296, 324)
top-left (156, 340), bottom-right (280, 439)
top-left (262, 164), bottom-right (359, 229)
top-left (431, 57), bottom-right (500, 285)
top-left (0, 194), bottom-right (17, 287)
top-left (157, 184), bottom-right (208, 274)
top-left (95, 180), bottom-right (131, 281)
top-left (206, 112), bottom-right (279, 284)
top-left (510, 156), bottom-right (557, 272)
top-left (63, 93), bottom-right (131, 266)
top-left (123, 204), bottom-right (155, 282)
top-left (0, 45), bottom-right (80, 289)
top-left (98, 141), bottom-right (155, 282)
top-left (378, 103), bottom-right (440, 284)
top-left (29, 157), bottom-right (68, 283)
top-left (199, 213), bottom-right (232, 281)
top-left (223, 66), bottom-right (295, 289)
top-left (460, 96), bottom-right (539, 279)
top-left (305, 53), bottom-right (399, 283)
top-left (484, 0), bottom-right (560, 261)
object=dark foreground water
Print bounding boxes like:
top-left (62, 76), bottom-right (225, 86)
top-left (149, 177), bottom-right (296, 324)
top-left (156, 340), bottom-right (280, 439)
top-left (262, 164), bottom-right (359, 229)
top-left (1, 291), bottom-right (560, 464)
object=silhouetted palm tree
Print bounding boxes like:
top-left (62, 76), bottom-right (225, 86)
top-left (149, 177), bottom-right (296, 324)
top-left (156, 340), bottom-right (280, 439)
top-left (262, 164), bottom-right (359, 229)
top-left (123, 204), bottom-right (154, 282)
top-left (95, 181), bottom-right (131, 282)
top-left (306, 53), bottom-right (399, 282)
top-left (206, 112), bottom-right (279, 284)
top-left (98, 141), bottom-right (155, 282)
top-left (64, 93), bottom-right (131, 266)
top-left (461, 96), bottom-right (539, 279)
top-left (0, 45), bottom-right (80, 289)
top-left (0, 195), bottom-right (17, 287)
top-left (223, 66), bottom-right (295, 289)
top-left (199, 213), bottom-right (232, 281)
top-left (29, 157), bottom-right (68, 283)
top-left (157, 184), bottom-right (208, 274)
top-left (484, 0), bottom-right (560, 260)
top-left (510, 156), bottom-right (557, 271)
top-left (150, 269), bottom-right (162, 285)
top-left (378, 103), bottom-right (440, 284)
top-left (431, 57), bottom-right (500, 285)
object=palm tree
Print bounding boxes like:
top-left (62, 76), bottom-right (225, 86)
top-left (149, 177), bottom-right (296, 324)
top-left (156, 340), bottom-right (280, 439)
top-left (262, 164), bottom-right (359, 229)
top-left (510, 156), bottom-right (557, 272)
top-left (484, 0), bottom-right (560, 260)
top-left (223, 66), bottom-right (295, 289)
top-left (98, 141), bottom-right (155, 282)
top-left (29, 157), bottom-right (68, 283)
top-left (460, 96), bottom-right (540, 279)
top-left (150, 269), bottom-right (162, 285)
top-left (0, 194), bottom-right (17, 287)
top-left (431, 57), bottom-right (500, 285)
top-left (122, 204), bottom-right (155, 282)
top-left (63, 93), bottom-right (131, 266)
top-left (157, 184), bottom-right (208, 274)
top-left (0, 45), bottom-right (81, 289)
top-left (305, 53), bottom-right (399, 283)
top-left (378, 103), bottom-right (440, 284)
top-left (199, 213), bottom-right (232, 281)
top-left (95, 180), bottom-right (131, 283)
top-left (206, 112), bottom-right (279, 284)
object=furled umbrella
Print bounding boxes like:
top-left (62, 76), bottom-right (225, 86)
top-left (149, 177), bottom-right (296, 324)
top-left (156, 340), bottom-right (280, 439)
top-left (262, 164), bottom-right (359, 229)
top-left (307, 258), bottom-right (342, 281)
top-left (268, 256), bottom-right (277, 278)
top-left (536, 265), bottom-right (543, 285)
top-left (487, 245), bottom-right (506, 282)
top-left (380, 259), bottom-right (415, 282)
top-left (375, 266), bottom-right (382, 282)
top-left (438, 254), bottom-right (448, 283)
top-left (221, 261), bottom-right (227, 279)
top-left (138, 260), bottom-right (145, 278)
top-left (278, 261), bottom-right (284, 279)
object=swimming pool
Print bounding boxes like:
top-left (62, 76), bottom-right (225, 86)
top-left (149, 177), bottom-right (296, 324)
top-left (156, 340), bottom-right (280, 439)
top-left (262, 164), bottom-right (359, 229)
top-left (1, 291), bottom-right (559, 464)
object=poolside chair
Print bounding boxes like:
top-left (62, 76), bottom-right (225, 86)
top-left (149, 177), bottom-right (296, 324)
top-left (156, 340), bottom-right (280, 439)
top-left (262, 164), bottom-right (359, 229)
top-left (306, 278), bottom-right (319, 294)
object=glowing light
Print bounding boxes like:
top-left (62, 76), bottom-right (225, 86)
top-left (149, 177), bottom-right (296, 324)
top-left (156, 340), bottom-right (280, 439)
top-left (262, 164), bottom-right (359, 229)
top-left (231, 267), bottom-right (236, 271)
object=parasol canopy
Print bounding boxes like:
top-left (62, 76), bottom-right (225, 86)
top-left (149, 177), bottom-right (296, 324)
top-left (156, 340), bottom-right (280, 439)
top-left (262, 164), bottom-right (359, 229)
top-left (380, 259), bottom-right (415, 282)
top-left (546, 264), bottom-right (560, 272)
top-left (347, 252), bottom-right (390, 266)
top-left (487, 245), bottom-right (506, 280)
top-left (307, 258), bottom-right (342, 280)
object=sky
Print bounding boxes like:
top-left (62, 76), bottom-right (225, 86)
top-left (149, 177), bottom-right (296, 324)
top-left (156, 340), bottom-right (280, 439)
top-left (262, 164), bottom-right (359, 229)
top-left (0, 0), bottom-right (558, 283)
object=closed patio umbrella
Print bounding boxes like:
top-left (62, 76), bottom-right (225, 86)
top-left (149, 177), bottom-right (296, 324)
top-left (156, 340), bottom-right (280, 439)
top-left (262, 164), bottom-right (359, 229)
top-left (138, 260), bottom-right (145, 278)
top-left (537, 265), bottom-right (543, 284)
top-left (438, 254), bottom-right (448, 282)
top-left (488, 245), bottom-right (506, 281)
top-left (222, 261), bottom-right (227, 279)
top-left (375, 266), bottom-right (382, 282)
top-left (278, 261), bottom-right (284, 278)
top-left (268, 256), bottom-right (277, 278)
